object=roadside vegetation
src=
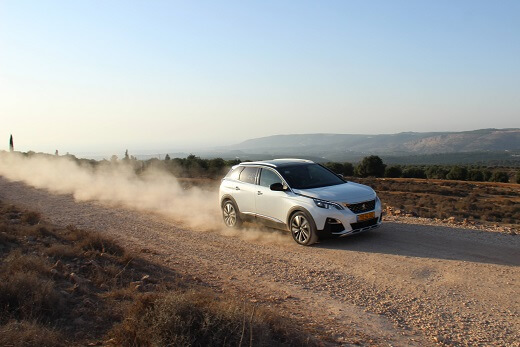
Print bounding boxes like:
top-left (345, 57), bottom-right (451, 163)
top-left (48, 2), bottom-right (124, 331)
top-left (0, 201), bottom-right (317, 346)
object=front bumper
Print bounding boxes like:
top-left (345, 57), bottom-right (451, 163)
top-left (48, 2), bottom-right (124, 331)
top-left (309, 202), bottom-right (383, 236)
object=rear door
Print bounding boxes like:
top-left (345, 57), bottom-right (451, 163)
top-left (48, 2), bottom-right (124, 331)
top-left (233, 166), bottom-right (258, 214)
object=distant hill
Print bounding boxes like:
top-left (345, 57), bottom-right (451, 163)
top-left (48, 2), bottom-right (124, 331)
top-left (210, 128), bottom-right (520, 165)
top-left (232, 129), bottom-right (520, 154)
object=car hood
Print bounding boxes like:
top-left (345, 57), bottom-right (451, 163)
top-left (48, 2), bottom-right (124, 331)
top-left (292, 182), bottom-right (376, 204)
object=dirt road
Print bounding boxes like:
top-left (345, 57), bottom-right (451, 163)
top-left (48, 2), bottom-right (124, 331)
top-left (1, 177), bottom-right (518, 346)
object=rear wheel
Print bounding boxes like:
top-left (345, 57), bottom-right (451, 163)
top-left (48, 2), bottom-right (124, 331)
top-left (222, 200), bottom-right (242, 228)
top-left (290, 211), bottom-right (318, 246)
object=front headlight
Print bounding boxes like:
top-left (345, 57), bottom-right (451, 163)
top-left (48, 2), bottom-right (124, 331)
top-left (313, 198), bottom-right (344, 210)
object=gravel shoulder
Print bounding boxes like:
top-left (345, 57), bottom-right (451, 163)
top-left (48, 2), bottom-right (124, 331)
top-left (1, 177), bottom-right (519, 346)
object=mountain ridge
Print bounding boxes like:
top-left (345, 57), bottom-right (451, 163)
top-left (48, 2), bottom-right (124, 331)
top-left (229, 128), bottom-right (520, 155)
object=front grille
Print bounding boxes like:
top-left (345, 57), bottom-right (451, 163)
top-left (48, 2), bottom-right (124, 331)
top-left (346, 200), bottom-right (375, 214)
top-left (350, 217), bottom-right (379, 230)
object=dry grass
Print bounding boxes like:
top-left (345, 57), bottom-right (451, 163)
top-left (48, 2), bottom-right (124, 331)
top-left (0, 201), bottom-right (317, 346)
top-left (109, 289), bottom-right (315, 347)
top-left (355, 178), bottom-right (520, 226)
top-left (0, 320), bottom-right (65, 347)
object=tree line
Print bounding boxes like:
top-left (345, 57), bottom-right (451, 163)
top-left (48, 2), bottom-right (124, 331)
top-left (324, 155), bottom-right (520, 184)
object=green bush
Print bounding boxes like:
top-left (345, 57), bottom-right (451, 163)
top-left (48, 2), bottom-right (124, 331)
top-left (355, 156), bottom-right (386, 177)
top-left (402, 167), bottom-right (426, 179)
top-left (490, 171), bottom-right (509, 183)
top-left (425, 166), bottom-right (449, 179)
top-left (385, 165), bottom-right (402, 178)
top-left (446, 166), bottom-right (468, 181)
top-left (483, 169), bottom-right (493, 181)
top-left (467, 169), bottom-right (484, 182)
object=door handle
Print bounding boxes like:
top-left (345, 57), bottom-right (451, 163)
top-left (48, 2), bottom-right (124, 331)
top-left (235, 186), bottom-right (240, 190)
top-left (257, 191), bottom-right (263, 195)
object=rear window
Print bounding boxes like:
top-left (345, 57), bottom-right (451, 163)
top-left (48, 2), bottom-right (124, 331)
top-left (239, 167), bottom-right (258, 184)
top-left (226, 166), bottom-right (244, 180)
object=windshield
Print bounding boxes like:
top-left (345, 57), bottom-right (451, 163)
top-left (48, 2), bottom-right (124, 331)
top-left (277, 164), bottom-right (345, 189)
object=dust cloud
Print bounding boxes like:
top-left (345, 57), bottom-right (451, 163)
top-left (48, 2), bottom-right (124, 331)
top-left (0, 152), bottom-right (291, 245)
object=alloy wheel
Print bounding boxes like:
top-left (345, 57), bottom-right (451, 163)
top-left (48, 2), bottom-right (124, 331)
top-left (223, 202), bottom-right (237, 227)
top-left (291, 215), bottom-right (310, 243)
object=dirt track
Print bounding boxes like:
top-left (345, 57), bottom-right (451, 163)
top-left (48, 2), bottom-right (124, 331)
top-left (1, 177), bottom-right (519, 346)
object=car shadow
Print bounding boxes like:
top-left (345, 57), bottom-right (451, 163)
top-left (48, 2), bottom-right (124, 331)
top-left (315, 221), bottom-right (520, 267)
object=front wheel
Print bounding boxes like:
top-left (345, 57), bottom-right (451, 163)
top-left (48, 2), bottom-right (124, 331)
top-left (222, 200), bottom-right (242, 228)
top-left (290, 211), bottom-right (318, 246)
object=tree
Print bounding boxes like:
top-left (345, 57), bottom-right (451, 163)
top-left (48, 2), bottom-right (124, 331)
top-left (490, 171), bottom-right (509, 183)
top-left (385, 165), bottom-right (402, 178)
top-left (483, 169), bottom-right (493, 181)
top-left (123, 149), bottom-right (130, 161)
top-left (343, 162), bottom-right (354, 176)
top-left (9, 134), bottom-right (13, 152)
top-left (325, 162), bottom-right (344, 174)
top-left (355, 156), bottom-right (386, 177)
top-left (467, 169), bottom-right (484, 182)
top-left (446, 166), bottom-right (468, 181)
top-left (165, 154), bottom-right (171, 161)
top-left (402, 167), bottom-right (426, 179)
top-left (426, 166), bottom-right (449, 179)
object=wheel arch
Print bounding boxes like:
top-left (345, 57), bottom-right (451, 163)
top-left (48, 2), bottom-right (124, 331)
top-left (221, 194), bottom-right (239, 210)
top-left (287, 206), bottom-right (317, 232)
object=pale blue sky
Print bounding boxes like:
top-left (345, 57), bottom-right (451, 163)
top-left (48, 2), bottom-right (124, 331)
top-left (1, 0), bottom-right (519, 154)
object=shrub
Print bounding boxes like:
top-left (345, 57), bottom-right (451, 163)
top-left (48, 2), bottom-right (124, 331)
top-left (446, 166), bottom-right (468, 181)
top-left (385, 165), bottom-right (402, 178)
top-left (22, 211), bottom-right (41, 226)
top-left (425, 166), bottom-right (449, 179)
top-left (483, 169), bottom-right (493, 181)
top-left (0, 321), bottom-right (65, 347)
top-left (325, 162), bottom-right (344, 175)
top-left (402, 167), bottom-right (426, 179)
top-left (355, 156), bottom-right (386, 177)
top-left (467, 169), bottom-right (484, 182)
top-left (516, 171), bottom-right (520, 184)
top-left (110, 290), bottom-right (315, 346)
top-left (342, 162), bottom-right (354, 176)
top-left (0, 271), bottom-right (63, 323)
top-left (490, 171), bottom-right (509, 183)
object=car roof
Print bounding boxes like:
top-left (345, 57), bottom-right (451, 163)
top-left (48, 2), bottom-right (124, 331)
top-left (239, 158), bottom-right (314, 168)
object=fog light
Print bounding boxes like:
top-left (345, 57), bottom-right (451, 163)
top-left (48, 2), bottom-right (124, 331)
top-left (326, 218), bottom-right (341, 224)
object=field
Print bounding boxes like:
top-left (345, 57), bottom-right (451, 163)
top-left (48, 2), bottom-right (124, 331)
top-left (357, 178), bottom-right (520, 229)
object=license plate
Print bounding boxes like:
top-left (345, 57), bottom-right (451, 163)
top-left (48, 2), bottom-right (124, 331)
top-left (357, 211), bottom-right (375, 222)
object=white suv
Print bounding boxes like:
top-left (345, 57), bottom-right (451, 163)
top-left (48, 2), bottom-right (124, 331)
top-left (219, 159), bottom-right (382, 245)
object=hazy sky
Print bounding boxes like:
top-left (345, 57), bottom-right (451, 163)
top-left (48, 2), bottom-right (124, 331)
top-left (1, 1), bottom-right (519, 154)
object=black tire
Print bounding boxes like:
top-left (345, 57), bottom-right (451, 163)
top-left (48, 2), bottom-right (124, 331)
top-left (222, 200), bottom-right (242, 228)
top-left (289, 211), bottom-right (318, 246)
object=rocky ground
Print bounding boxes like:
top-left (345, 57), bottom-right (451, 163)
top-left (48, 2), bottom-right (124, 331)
top-left (0, 177), bottom-right (519, 346)
top-left (384, 206), bottom-right (518, 235)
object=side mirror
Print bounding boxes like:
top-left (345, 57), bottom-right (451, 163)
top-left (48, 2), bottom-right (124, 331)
top-left (337, 174), bottom-right (345, 179)
top-left (270, 182), bottom-right (288, 191)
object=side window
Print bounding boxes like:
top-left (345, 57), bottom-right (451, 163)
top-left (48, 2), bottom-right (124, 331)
top-left (259, 168), bottom-right (282, 187)
top-left (239, 167), bottom-right (258, 184)
top-left (226, 166), bottom-right (244, 180)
